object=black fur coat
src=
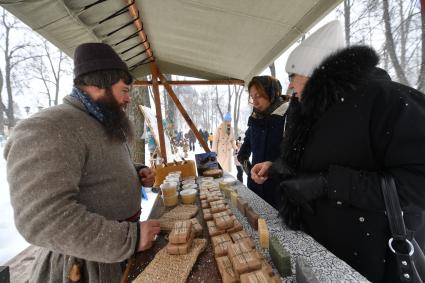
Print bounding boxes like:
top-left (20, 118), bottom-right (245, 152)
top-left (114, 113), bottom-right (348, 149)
top-left (273, 46), bottom-right (425, 282)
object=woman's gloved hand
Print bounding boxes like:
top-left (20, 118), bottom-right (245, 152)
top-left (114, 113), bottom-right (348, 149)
top-left (279, 173), bottom-right (328, 214)
top-left (279, 196), bottom-right (302, 230)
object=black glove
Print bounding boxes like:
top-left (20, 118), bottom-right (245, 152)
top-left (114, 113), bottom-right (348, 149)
top-left (278, 195), bottom-right (302, 230)
top-left (241, 159), bottom-right (252, 175)
top-left (279, 173), bottom-right (328, 214)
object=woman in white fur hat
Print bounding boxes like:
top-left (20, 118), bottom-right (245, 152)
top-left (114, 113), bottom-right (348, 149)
top-left (251, 20), bottom-right (425, 282)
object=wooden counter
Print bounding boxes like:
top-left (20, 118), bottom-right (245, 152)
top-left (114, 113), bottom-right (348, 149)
top-left (126, 191), bottom-right (222, 282)
top-left (125, 174), bottom-right (370, 282)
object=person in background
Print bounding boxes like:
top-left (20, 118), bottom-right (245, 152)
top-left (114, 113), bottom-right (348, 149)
top-left (4, 43), bottom-right (160, 282)
top-left (251, 20), bottom-right (425, 282)
top-left (212, 112), bottom-right (237, 172)
top-left (234, 136), bottom-right (244, 182)
top-left (208, 132), bottom-right (214, 148)
top-left (182, 137), bottom-right (189, 158)
top-left (198, 128), bottom-right (204, 147)
top-left (202, 129), bottom-right (209, 146)
top-left (187, 129), bottom-right (196, 151)
top-left (237, 75), bottom-right (288, 209)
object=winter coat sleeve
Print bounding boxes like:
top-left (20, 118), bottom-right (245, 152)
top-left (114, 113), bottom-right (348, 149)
top-left (237, 127), bottom-right (251, 162)
top-left (327, 86), bottom-right (425, 213)
top-left (212, 127), bottom-right (220, 152)
top-left (4, 117), bottom-right (138, 263)
top-left (229, 128), bottom-right (238, 151)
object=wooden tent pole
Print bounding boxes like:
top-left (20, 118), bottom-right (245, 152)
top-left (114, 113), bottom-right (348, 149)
top-left (157, 71), bottom-right (211, 153)
top-left (126, 0), bottom-right (168, 162)
top-left (150, 64), bottom-right (167, 162)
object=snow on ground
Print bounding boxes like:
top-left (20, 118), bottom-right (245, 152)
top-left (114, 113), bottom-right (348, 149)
top-left (0, 145), bottom-right (29, 265)
top-left (0, 141), bottom-right (244, 264)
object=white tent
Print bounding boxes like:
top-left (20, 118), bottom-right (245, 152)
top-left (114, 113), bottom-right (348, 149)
top-left (2, 0), bottom-right (342, 82)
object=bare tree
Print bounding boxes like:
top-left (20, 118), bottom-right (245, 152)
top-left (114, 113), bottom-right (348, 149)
top-left (344, 0), bottom-right (352, 45)
top-left (341, 0), bottom-right (422, 88)
top-left (269, 62), bottom-right (276, 77)
top-left (232, 85), bottom-right (244, 138)
top-left (382, 0), bottom-right (419, 86)
top-left (127, 83), bottom-right (150, 164)
top-left (215, 85), bottom-right (224, 121)
top-left (0, 8), bottom-right (36, 131)
top-left (162, 74), bottom-right (177, 134)
top-left (417, 0), bottom-right (425, 92)
top-left (31, 39), bottom-right (71, 107)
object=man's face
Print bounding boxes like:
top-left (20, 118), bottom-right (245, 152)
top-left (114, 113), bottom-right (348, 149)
top-left (287, 74), bottom-right (309, 98)
top-left (110, 79), bottom-right (131, 108)
top-left (92, 80), bottom-right (133, 142)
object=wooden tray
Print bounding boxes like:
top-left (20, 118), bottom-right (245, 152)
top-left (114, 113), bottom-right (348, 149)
top-left (125, 193), bottom-right (222, 283)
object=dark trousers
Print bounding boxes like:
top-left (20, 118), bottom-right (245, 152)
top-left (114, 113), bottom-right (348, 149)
top-left (236, 165), bottom-right (243, 183)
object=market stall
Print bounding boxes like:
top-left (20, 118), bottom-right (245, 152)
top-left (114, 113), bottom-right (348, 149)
top-left (122, 173), bottom-right (369, 282)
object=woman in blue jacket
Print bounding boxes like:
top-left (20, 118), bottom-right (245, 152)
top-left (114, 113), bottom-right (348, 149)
top-left (238, 76), bottom-right (288, 209)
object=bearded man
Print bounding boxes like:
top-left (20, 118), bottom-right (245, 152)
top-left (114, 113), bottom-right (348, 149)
top-left (4, 43), bottom-right (160, 282)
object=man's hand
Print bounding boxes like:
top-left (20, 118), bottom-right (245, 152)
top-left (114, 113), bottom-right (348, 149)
top-left (139, 167), bottom-right (155, 187)
top-left (251, 161), bottom-right (272, 184)
top-left (137, 220), bottom-right (161, 252)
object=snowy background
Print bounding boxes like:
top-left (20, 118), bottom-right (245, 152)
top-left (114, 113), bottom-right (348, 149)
top-left (0, 144), bottom-right (29, 264)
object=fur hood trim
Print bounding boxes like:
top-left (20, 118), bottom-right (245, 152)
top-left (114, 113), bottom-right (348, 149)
top-left (301, 45), bottom-right (380, 119)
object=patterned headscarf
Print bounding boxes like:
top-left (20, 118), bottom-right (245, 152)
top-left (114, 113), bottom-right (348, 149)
top-left (248, 76), bottom-right (284, 118)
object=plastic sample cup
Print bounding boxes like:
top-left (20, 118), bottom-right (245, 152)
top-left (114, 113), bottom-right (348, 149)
top-left (180, 189), bottom-right (197, 204)
top-left (160, 182), bottom-right (178, 197)
top-left (162, 192), bottom-right (178, 207)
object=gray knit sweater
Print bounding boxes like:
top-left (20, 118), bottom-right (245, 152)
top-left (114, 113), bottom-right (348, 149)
top-left (4, 95), bottom-right (141, 282)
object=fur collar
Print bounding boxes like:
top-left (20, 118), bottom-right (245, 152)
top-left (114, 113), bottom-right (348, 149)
top-left (272, 101), bottom-right (289, 116)
top-left (301, 45), bottom-right (380, 119)
top-left (280, 46), bottom-right (383, 170)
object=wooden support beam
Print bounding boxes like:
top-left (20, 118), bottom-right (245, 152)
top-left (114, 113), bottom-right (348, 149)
top-left (134, 79), bottom-right (245, 86)
top-left (150, 64), bottom-right (167, 162)
top-left (126, 0), bottom-right (153, 59)
top-left (126, 1), bottom-right (168, 161)
top-left (157, 70), bottom-right (211, 153)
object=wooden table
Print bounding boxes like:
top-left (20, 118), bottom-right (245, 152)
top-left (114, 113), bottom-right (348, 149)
top-left (126, 189), bottom-right (222, 282)
top-left (125, 174), bottom-right (370, 282)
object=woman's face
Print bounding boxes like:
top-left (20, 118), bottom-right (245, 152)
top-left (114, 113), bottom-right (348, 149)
top-left (249, 85), bottom-right (271, 112)
top-left (287, 74), bottom-right (309, 98)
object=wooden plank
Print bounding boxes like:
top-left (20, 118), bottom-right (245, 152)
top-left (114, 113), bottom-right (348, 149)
top-left (150, 63), bottom-right (167, 162)
top-left (126, 0), bottom-right (153, 59)
top-left (133, 79), bottom-right (245, 86)
top-left (157, 71), bottom-right (211, 153)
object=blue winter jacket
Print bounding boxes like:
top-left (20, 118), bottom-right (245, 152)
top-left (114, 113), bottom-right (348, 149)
top-left (238, 102), bottom-right (288, 208)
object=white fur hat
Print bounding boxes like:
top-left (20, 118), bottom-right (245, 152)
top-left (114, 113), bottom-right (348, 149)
top-left (285, 20), bottom-right (345, 77)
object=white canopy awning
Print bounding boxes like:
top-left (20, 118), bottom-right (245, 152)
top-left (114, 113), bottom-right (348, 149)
top-left (2, 0), bottom-right (342, 82)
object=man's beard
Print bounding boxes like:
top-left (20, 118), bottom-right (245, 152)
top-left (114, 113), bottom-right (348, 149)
top-left (96, 88), bottom-right (134, 142)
